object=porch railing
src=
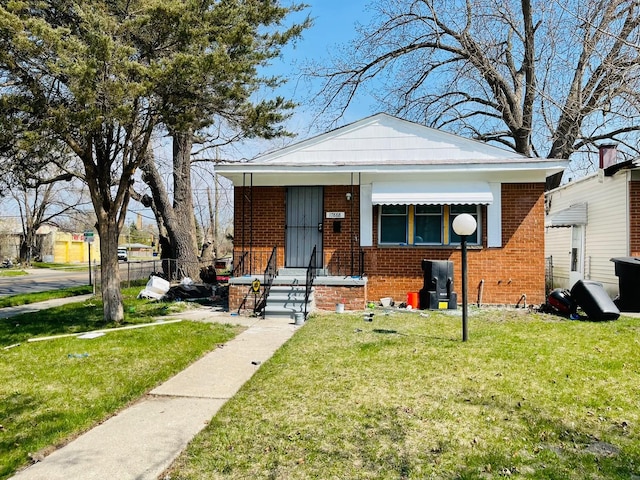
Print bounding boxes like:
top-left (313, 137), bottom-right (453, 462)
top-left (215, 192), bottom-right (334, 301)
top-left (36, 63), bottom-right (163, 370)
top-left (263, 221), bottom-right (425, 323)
top-left (304, 246), bottom-right (317, 319)
top-left (233, 249), bottom-right (274, 277)
top-left (233, 248), bottom-right (366, 277)
top-left (254, 246), bottom-right (277, 317)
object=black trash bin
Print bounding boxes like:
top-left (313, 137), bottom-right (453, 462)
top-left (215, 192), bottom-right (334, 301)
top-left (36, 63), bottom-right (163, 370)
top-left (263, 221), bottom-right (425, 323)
top-left (419, 260), bottom-right (457, 310)
top-left (570, 280), bottom-right (620, 321)
top-left (610, 257), bottom-right (640, 311)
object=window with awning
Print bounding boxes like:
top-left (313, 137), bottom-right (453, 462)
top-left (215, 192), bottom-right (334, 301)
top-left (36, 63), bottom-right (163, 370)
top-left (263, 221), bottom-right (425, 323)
top-left (360, 182), bottom-right (502, 248)
top-left (379, 203), bottom-right (481, 246)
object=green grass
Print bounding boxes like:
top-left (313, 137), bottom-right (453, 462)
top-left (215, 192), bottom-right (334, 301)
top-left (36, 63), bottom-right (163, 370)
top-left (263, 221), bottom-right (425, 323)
top-left (0, 290), bottom-right (243, 479)
top-left (0, 286), bottom-right (199, 346)
top-left (30, 262), bottom-right (88, 271)
top-left (0, 270), bottom-right (27, 277)
top-left (0, 285), bottom-right (93, 309)
top-left (166, 308), bottom-right (640, 479)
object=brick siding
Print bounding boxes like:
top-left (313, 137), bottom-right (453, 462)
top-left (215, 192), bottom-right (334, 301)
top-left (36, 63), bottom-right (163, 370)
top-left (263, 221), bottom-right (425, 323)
top-left (323, 186), bottom-right (362, 275)
top-left (231, 183), bottom-right (546, 310)
top-left (233, 186), bottom-right (286, 273)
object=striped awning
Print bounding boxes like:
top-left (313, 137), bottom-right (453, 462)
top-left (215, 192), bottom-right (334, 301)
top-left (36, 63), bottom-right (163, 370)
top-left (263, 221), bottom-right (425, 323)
top-left (371, 181), bottom-right (494, 205)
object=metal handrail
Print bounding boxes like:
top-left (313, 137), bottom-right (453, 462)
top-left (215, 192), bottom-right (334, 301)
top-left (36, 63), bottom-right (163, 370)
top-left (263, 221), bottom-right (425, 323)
top-left (254, 246), bottom-right (277, 317)
top-left (304, 245), bottom-right (317, 319)
top-left (232, 251), bottom-right (248, 277)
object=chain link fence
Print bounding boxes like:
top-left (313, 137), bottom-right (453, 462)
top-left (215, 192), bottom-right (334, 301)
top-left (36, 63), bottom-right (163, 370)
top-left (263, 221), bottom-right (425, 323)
top-left (92, 259), bottom-right (217, 288)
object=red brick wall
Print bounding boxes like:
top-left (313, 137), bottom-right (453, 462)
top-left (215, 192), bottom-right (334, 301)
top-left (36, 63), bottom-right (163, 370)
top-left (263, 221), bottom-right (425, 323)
top-left (322, 186), bottom-right (362, 275)
top-left (314, 285), bottom-right (367, 311)
top-left (630, 181), bottom-right (640, 256)
top-left (231, 183), bottom-right (546, 309)
top-left (234, 186), bottom-right (286, 272)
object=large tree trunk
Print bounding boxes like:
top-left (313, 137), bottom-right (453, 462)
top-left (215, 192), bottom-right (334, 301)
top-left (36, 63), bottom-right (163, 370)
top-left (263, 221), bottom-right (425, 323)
top-left (140, 130), bottom-right (200, 280)
top-left (96, 212), bottom-right (124, 324)
top-left (171, 131), bottom-right (200, 278)
top-left (81, 140), bottom-right (136, 325)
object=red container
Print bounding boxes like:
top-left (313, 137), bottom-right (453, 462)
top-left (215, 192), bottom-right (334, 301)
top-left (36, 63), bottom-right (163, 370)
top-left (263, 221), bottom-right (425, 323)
top-left (407, 292), bottom-right (420, 309)
top-left (547, 288), bottom-right (576, 315)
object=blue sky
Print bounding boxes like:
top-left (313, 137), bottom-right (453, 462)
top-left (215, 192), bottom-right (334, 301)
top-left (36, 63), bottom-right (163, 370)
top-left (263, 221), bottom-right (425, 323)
top-left (264, 1), bottom-right (377, 136)
top-left (128, 2), bottom-right (378, 227)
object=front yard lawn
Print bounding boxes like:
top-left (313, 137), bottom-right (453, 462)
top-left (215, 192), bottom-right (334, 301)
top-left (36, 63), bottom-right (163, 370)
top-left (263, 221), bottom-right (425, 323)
top-left (166, 308), bottom-right (640, 479)
top-left (0, 290), bottom-right (242, 479)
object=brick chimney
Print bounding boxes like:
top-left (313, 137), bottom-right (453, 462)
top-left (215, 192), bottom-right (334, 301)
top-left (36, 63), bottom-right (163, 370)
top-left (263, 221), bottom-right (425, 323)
top-left (599, 144), bottom-right (618, 169)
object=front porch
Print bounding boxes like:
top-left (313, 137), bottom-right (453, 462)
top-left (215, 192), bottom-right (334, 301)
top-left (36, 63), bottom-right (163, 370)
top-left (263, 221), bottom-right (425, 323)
top-left (228, 248), bottom-right (368, 319)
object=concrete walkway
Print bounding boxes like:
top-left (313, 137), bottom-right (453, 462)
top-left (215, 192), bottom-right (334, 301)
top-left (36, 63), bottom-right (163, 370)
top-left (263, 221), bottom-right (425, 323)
top-left (7, 298), bottom-right (300, 480)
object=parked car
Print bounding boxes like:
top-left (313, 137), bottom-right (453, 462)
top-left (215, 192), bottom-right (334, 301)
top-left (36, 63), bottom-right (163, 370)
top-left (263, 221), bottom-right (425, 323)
top-left (117, 248), bottom-right (128, 262)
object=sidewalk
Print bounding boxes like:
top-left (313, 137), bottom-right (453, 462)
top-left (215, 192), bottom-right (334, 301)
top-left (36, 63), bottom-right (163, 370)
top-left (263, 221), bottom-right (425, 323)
top-left (7, 298), bottom-right (300, 480)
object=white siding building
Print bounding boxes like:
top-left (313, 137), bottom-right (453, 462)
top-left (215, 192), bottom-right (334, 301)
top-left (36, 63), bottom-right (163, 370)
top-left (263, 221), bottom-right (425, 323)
top-left (545, 156), bottom-right (639, 298)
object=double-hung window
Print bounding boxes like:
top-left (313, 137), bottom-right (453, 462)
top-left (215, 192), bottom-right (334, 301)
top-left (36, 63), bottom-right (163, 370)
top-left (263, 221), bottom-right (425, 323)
top-left (415, 205), bottom-right (443, 244)
top-left (379, 204), bottom-right (481, 246)
top-left (448, 205), bottom-right (479, 244)
top-left (379, 205), bottom-right (408, 244)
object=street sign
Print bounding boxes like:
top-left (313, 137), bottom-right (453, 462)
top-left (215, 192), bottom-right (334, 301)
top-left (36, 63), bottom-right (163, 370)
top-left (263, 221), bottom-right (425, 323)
top-left (84, 231), bottom-right (95, 243)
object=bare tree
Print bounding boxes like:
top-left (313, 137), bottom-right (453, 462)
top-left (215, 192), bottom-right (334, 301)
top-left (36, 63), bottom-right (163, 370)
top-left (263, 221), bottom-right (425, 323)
top-left (193, 166), bottom-right (234, 263)
top-left (10, 170), bottom-right (89, 264)
top-left (312, 0), bottom-right (640, 187)
top-left (0, 136), bottom-right (90, 264)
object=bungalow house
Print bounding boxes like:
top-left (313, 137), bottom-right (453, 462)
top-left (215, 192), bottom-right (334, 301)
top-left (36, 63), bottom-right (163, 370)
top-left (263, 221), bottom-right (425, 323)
top-left (215, 113), bottom-right (567, 318)
top-left (545, 145), bottom-right (640, 300)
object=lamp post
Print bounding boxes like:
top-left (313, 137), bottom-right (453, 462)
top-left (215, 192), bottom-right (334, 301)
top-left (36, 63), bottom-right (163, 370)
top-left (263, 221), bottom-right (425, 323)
top-left (452, 213), bottom-right (477, 342)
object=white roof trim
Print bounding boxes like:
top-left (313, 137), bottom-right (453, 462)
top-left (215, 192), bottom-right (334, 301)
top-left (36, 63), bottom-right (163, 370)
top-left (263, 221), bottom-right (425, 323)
top-left (545, 202), bottom-right (588, 227)
top-left (371, 182), bottom-right (494, 205)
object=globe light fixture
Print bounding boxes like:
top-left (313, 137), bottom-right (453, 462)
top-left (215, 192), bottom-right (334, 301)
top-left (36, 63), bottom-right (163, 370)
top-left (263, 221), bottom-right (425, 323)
top-left (452, 213), bottom-right (477, 341)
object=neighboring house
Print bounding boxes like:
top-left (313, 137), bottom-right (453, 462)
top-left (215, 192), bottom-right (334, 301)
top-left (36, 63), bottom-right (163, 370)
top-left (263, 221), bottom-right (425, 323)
top-left (215, 113), bottom-right (567, 317)
top-left (545, 146), bottom-right (639, 298)
top-left (0, 217), bottom-right (22, 261)
top-left (0, 222), bottom-right (98, 264)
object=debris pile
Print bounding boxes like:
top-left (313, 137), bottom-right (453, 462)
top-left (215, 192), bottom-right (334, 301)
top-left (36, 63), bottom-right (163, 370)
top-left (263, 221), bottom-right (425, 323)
top-left (542, 280), bottom-right (619, 321)
top-left (138, 273), bottom-right (228, 309)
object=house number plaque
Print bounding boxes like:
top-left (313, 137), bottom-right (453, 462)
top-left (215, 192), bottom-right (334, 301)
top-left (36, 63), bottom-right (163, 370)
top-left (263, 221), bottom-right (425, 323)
top-left (325, 212), bottom-right (345, 219)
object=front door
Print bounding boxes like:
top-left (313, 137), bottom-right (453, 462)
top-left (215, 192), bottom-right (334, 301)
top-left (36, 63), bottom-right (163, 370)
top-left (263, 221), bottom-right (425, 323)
top-left (569, 225), bottom-right (585, 287)
top-left (286, 187), bottom-right (323, 268)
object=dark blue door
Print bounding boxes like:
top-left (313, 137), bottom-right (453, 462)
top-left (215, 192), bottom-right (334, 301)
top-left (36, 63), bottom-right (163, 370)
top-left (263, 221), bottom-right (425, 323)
top-left (286, 187), bottom-right (323, 268)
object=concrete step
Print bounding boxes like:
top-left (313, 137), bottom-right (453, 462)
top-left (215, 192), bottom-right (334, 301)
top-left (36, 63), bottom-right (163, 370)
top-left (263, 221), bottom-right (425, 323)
top-left (263, 305), bottom-right (309, 319)
top-left (263, 284), bottom-right (314, 319)
top-left (268, 284), bottom-right (308, 294)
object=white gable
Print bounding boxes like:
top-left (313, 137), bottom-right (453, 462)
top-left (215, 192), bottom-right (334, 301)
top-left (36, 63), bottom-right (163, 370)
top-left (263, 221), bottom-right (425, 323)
top-left (254, 113), bottom-right (526, 165)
